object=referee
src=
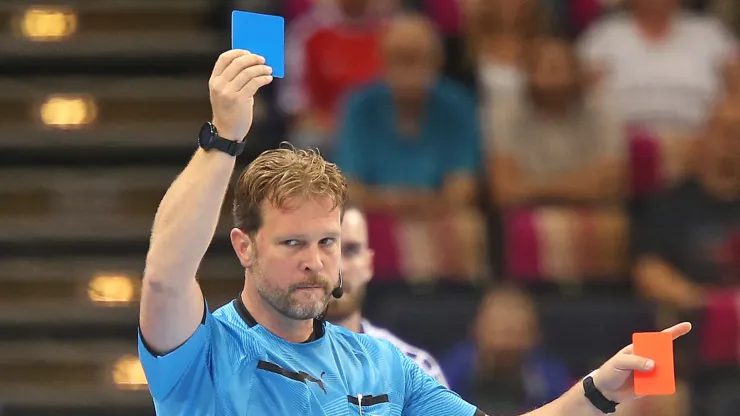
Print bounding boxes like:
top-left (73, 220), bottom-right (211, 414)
top-left (138, 50), bottom-right (691, 416)
top-left (325, 203), bottom-right (449, 387)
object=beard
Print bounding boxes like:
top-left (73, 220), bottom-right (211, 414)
top-left (325, 284), bottom-right (367, 322)
top-left (251, 256), bottom-right (333, 320)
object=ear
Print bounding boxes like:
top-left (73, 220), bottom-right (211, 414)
top-left (365, 248), bottom-right (375, 284)
top-left (230, 228), bottom-right (253, 268)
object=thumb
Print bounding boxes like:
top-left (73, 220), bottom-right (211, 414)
top-left (612, 354), bottom-right (655, 372)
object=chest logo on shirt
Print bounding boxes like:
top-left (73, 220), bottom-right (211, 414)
top-left (257, 360), bottom-right (327, 394)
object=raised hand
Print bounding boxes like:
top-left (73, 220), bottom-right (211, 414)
top-left (592, 322), bottom-right (692, 404)
top-left (208, 49), bottom-right (273, 142)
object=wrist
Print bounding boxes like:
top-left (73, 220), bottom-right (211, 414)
top-left (211, 120), bottom-right (245, 142)
top-left (580, 371), bottom-right (619, 414)
top-left (573, 379), bottom-right (611, 416)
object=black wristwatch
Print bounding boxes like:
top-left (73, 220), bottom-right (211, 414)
top-left (198, 122), bottom-right (246, 157)
top-left (583, 375), bottom-right (619, 414)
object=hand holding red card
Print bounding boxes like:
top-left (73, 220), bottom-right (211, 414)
top-left (632, 332), bottom-right (676, 396)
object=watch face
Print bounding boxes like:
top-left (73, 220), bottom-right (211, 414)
top-left (198, 122), bottom-right (214, 148)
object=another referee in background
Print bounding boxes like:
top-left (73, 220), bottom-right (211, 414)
top-left (325, 202), bottom-right (449, 387)
top-left (138, 49), bottom-right (692, 416)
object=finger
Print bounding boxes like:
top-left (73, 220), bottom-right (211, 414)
top-left (619, 322), bottom-right (693, 356)
top-left (240, 75), bottom-right (274, 98)
top-left (612, 353), bottom-right (655, 372)
top-left (221, 54), bottom-right (266, 83)
top-left (213, 49), bottom-right (250, 77)
top-left (230, 64), bottom-right (273, 92)
top-left (661, 322), bottom-right (692, 340)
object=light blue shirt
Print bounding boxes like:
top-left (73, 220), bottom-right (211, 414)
top-left (138, 299), bottom-right (479, 415)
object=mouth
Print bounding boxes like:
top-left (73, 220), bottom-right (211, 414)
top-left (293, 285), bottom-right (326, 292)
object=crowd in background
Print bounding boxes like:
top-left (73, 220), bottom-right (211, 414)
top-left (268, 0), bottom-right (740, 415)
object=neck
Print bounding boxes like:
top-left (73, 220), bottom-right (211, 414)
top-left (241, 276), bottom-right (315, 343)
top-left (333, 310), bottom-right (364, 333)
top-left (534, 94), bottom-right (572, 117)
top-left (634, 11), bottom-right (672, 38)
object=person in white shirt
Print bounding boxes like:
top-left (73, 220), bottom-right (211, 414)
top-left (577, 0), bottom-right (739, 131)
top-left (325, 202), bottom-right (449, 386)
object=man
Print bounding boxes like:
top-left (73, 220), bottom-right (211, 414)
top-left (326, 202), bottom-right (448, 386)
top-left (137, 48), bottom-right (691, 415)
top-left (337, 14), bottom-right (479, 217)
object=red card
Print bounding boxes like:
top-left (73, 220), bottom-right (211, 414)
top-left (632, 332), bottom-right (676, 396)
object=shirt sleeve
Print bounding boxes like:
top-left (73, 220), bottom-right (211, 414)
top-left (576, 19), bottom-right (613, 66)
top-left (400, 347), bottom-right (478, 416)
top-left (137, 302), bottom-right (217, 408)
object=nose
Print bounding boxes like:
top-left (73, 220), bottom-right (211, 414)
top-left (300, 244), bottom-right (324, 273)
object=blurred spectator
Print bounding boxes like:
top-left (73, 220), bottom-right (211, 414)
top-left (441, 285), bottom-right (571, 416)
top-left (487, 37), bottom-right (626, 207)
top-left (633, 97), bottom-right (740, 416)
top-left (487, 37), bottom-right (629, 282)
top-left (578, 0), bottom-right (740, 131)
top-left (337, 13), bottom-right (479, 217)
top-left (634, 97), bottom-right (740, 312)
top-left (280, 0), bottom-right (392, 158)
top-left (462, 0), bottom-right (550, 106)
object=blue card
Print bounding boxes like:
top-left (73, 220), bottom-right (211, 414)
top-left (231, 10), bottom-right (285, 78)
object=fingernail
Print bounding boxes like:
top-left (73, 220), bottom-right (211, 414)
top-left (645, 360), bottom-right (655, 370)
top-left (267, 66), bottom-right (273, 73)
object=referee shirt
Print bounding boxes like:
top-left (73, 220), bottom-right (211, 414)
top-left (138, 298), bottom-right (480, 416)
top-left (360, 319), bottom-right (449, 388)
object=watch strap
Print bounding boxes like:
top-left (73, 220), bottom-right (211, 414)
top-left (209, 135), bottom-right (246, 156)
top-left (583, 375), bottom-right (618, 414)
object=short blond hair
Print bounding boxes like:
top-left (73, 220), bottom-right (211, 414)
top-left (232, 146), bottom-right (348, 234)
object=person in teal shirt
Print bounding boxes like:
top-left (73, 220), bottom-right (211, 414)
top-left (337, 14), bottom-right (480, 214)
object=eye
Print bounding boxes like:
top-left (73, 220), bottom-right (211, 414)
top-left (282, 240), bottom-right (302, 247)
top-left (319, 237), bottom-right (337, 246)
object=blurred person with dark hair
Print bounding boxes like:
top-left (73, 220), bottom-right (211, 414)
top-left (634, 96), bottom-right (740, 311)
top-left (442, 286), bottom-right (572, 416)
top-left (578, 0), bottom-right (740, 131)
top-left (326, 203), bottom-right (448, 386)
top-left (634, 97), bottom-right (740, 415)
top-left (462, 0), bottom-right (550, 104)
top-left (488, 37), bottom-right (626, 207)
top-left (337, 13), bottom-right (480, 218)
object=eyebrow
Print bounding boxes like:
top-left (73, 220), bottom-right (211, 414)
top-left (273, 232), bottom-right (341, 242)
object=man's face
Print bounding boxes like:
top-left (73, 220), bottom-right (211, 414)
top-left (383, 20), bottom-right (438, 101)
top-left (475, 292), bottom-right (538, 368)
top-left (248, 196), bottom-right (342, 320)
top-left (326, 209), bottom-right (374, 321)
top-left (530, 40), bottom-right (577, 100)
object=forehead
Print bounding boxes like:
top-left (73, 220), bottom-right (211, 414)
top-left (340, 209), bottom-right (368, 242)
top-left (259, 195), bottom-right (341, 236)
top-left (383, 18), bottom-right (435, 53)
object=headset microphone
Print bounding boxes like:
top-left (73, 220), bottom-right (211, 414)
top-left (331, 271), bottom-right (344, 299)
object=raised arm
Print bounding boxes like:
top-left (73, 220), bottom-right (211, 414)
top-left (139, 50), bottom-right (273, 354)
